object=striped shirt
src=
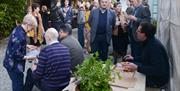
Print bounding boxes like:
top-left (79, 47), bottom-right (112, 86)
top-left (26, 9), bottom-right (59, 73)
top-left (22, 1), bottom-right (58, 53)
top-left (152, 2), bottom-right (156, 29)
top-left (32, 42), bottom-right (71, 88)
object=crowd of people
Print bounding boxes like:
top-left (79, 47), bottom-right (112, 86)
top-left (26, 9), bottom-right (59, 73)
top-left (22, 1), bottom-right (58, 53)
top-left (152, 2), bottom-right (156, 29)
top-left (3, 0), bottom-right (170, 91)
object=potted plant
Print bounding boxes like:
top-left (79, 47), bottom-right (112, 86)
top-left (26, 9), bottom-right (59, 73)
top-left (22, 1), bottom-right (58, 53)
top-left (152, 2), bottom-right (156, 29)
top-left (75, 53), bottom-right (113, 91)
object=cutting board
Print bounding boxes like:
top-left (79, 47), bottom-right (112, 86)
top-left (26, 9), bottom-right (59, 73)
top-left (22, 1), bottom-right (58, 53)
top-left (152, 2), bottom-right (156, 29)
top-left (109, 67), bottom-right (137, 88)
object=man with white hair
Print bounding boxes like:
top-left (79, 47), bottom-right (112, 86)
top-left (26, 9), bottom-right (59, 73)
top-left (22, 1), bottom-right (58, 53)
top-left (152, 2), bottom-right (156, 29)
top-left (3, 14), bottom-right (37, 91)
top-left (24, 28), bottom-right (71, 91)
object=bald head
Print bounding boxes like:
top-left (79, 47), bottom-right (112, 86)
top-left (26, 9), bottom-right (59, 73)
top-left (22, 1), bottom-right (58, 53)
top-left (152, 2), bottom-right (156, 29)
top-left (45, 28), bottom-right (59, 44)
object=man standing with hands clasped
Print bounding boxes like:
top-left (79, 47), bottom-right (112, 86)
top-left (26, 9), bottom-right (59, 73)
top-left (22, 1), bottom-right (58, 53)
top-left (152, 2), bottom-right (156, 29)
top-left (88, 0), bottom-right (116, 61)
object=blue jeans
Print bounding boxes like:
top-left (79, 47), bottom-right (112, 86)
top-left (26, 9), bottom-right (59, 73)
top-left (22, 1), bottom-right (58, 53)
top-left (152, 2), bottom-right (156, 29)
top-left (78, 23), bottom-right (85, 47)
top-left (7, 69), bottom-right (24, 91)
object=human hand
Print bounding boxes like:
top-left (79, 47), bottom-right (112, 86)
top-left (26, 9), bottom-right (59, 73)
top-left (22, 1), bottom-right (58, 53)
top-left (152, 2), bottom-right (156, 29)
top-left (31, 64), bottom-right (37, 71)
top-left (56, 2), bottom-right (61, 7)
top-left (121, 62), bottom-right (137, 72)
top-left (27, 45), bottom-right (37, 51)
top-left (122, 55), bottom-right (134, 62)
top-left (128, 15), bottom-right (137, 21)
top-left (24, 56), bottom-right (37, 61)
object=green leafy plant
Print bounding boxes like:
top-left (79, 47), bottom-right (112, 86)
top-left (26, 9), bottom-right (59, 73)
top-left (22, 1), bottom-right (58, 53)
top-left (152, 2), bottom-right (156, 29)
top-left (75, 52), bottom-right (113, 91)
top-left (0, 0), bottom-right (26, 39)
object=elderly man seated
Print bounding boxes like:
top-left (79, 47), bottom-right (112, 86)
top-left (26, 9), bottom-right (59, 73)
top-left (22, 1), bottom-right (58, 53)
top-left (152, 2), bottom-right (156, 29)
top-left (24, 28), bottom-right (71, 91)
top-left (122, 22), bottom-right (170, 91)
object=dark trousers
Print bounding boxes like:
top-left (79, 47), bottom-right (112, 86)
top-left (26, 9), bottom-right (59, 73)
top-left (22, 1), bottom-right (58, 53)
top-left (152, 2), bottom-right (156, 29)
top-left (7, 69), bottom-right (24, 91)
top-left (78, 23), bottom-right (85, 48)
top-left (112, 33), bottom-right (129, 54)
top-left (24, 69), bottom-right (66, 91)
top-left (91, 34), bottom-right (109, 61)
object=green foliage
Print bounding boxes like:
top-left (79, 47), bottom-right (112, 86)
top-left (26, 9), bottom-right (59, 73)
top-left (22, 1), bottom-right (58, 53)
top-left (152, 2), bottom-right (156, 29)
top-left (0, 0), bottom-right (26, 39)
top-left (75, 52), bottom-right (113, 91)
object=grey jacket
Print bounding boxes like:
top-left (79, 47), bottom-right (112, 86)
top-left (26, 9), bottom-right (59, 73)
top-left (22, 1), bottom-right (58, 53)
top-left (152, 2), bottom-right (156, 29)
top-left (61, 35), bottom-right (84, 72)
top-left (88, 8), bottom-right (116, 44)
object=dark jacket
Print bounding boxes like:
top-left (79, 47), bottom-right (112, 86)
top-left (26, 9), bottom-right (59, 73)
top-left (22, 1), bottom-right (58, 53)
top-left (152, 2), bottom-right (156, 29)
top-left (3, 26), bottom-right (26, 73)
top-left (61, 35), bottom-right (84, 72)
top-left (88, 8), bottom-right (116, 44)
top-left (50, 2), bottom-right (64, 22)
top-left (61, 6), bottom-right (73, 24)
top-left (134, 37), bottom-right (170, 88)
top-left (130, 5), bottom-right (151, 41)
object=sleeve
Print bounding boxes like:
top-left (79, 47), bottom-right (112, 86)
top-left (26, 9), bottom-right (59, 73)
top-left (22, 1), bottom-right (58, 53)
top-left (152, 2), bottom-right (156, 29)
top-left (136, 7), bottom-right (151, 23)
top-left (69, 7), bottom-right (74, 21)
top-left (137, 46), bottom-right (166, 76)
top-left (112, 11), bottom-right (116, 30)
top-left (32, 49), bottom-right (47, 79)
top-left (11, 34), bottom-right (25, 61)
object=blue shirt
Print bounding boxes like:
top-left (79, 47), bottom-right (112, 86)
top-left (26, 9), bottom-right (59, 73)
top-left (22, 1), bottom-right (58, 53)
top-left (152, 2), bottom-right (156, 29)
top-left (3, 25), bottom-right (27, 73)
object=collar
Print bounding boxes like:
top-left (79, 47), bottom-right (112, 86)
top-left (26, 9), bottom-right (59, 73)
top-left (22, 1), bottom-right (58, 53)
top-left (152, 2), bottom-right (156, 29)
top-left (100, 8), bottom-right (107, 13)
top-left (19, 25), bottom-right (26, 34)
top-left (48, 40), bottom-right (59, 45)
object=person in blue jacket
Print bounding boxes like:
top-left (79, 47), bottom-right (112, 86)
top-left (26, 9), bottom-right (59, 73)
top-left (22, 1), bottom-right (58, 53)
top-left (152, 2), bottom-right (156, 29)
top-left (3, 14), bottom-right (37, 91)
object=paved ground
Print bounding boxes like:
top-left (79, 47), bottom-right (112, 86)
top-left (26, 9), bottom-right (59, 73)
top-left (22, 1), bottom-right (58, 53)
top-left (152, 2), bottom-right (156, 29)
top-left (0, 39), bottom-right (40, 91)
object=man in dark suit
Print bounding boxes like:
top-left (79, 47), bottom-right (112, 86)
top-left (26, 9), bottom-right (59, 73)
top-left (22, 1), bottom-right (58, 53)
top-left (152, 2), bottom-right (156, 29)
top-left (128, 0), bottom-right (151, 59)
top-left (88, 0), bottom-right (116, 61)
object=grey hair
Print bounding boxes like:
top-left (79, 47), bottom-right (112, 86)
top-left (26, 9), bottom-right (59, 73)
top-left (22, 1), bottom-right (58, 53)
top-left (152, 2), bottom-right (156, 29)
top-left (23, 14), bottom-right (37, 27)
top-left (45, 28), bottom-right (59, 41)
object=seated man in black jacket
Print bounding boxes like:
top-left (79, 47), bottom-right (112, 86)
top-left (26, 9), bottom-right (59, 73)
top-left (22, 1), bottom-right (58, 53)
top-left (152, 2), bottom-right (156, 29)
top-left (122, 22), bottom-right (170, 90)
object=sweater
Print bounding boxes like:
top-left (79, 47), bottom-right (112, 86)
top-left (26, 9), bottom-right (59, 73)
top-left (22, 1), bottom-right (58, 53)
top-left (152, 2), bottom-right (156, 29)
top-left (134, 37), bottom-right (170, 88)
top-left (32, 42), bottom-right (71, 88)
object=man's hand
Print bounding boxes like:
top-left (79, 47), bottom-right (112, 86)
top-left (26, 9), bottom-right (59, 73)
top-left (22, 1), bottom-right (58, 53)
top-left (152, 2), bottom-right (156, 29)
top-left (123, 55), bottom-right (134, 61)
top-left (24, 56), bottom-right (37, 61)
top-left (27, 45), bottom-right (37, 51)
top-left (127, 15), bottom-right (137, 21)
top-left (56, 2), bottom-right (60, 7)
top-left (121, 62), bottom-right (138, 72)
top-left (31, 64), bottom-right (37, 71)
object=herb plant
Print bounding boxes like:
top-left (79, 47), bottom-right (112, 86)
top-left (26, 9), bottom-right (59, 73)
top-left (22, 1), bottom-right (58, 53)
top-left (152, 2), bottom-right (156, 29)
top-left (75, 53), bottom-right (113, 91)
